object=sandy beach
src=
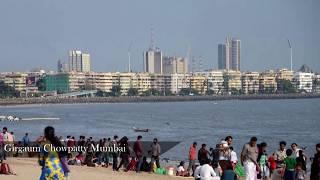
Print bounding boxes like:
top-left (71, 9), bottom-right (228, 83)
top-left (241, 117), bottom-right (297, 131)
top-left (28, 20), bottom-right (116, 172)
top-left (1, 158), bottom-right (188, 180)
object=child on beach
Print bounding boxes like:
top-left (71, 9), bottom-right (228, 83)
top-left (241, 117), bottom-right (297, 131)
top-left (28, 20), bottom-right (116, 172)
top-left (283, 149), bottom-right (296, 180)
top-left (176, 161), bottom-right (189, 177)
top-left (268, 153), bottom-right (277, 178)
top-left (295, 163), bottom-right (307, 180)
top-left (258, 142), bottom-right (269, 179)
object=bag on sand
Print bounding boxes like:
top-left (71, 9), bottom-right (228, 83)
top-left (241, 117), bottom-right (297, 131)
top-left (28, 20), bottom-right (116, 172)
top-left (234, 163), bottom-right (245, 177)
top-left (155, 167), bottom-right (166, 175)
top-left (0, 163), bottom-right (11, 175)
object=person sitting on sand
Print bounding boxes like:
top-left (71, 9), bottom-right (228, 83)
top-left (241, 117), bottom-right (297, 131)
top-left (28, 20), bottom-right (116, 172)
top-left (0, 160), bottom-right (16, 175)
top-left (198, 159), bottom-right (218, 180)
top-left (176, 161), bottom-right (190, 177)
top-left (194, 165), bottom-right (202, 180)
top-left (75, 152), bottom-right (84, 165)
top-left (140, 156), bottom-right (150, 172)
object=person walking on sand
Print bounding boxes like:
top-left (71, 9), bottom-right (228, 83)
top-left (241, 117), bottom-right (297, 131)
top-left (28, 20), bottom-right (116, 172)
top-left (134, 135), bottom-right (143, 173)
top-left (241, 137), bottom-right (259, 180)
top-left (187, 142), bottom-right (197, 176)
top-left (150, 138), bottom-right (161, 169)
top-left (38, 126), bottom-right (65, 180)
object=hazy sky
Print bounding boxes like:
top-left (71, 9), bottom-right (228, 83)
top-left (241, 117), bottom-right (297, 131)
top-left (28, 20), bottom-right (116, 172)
top-left (0, 0), bottom-right (319, 73)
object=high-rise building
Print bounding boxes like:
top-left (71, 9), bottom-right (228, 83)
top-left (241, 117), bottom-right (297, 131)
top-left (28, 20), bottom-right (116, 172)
top-left (144, 48), bottom-right (162, 74)
top-left (57, 60), bottom-right (68, 73)
top-left (68, 50), bottom-right (91, 72)
top-left (163, 56), bottom-right (188, 74)
top-left (218, 44), bottom-right (227, 70)
top-left (218, 37), bottom-right (241, 71)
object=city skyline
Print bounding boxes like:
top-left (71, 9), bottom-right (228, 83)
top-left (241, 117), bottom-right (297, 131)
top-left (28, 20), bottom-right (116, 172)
top-left (0, 0), bottom-right (319, 73)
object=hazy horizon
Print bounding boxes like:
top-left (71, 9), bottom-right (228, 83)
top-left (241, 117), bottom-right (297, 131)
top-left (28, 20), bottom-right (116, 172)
top-left (0, 0), bottom-right (319, 73)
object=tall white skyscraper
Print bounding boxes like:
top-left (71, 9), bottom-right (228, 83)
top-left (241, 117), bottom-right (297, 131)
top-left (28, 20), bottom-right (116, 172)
top-left (68, 50), bottom-right (91, 72)
top-left (144, 48), bottom-right (163, 74)
top-left (218, 37), bottom-right (241, 71)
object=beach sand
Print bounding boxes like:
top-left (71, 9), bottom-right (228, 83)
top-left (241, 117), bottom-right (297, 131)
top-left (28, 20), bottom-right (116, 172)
top-left (1, 158), bottom-right (190, 180)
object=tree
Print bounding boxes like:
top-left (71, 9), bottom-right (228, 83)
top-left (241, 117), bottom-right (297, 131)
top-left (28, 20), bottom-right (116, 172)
top-left (127, 88), bottom-right (139, 96)
top-left (163, 89), bottom-right (173, 96)
top-left (179, 88), bottom-right (199, 96)
top-left (277, 79), bottom-right (296, 94)
top-left (111, 85), bottom-right (121, 96)
top-left (36, 78), bottom-right (46, 91)
top-left (142, 88), bottom-right (160, 96)
top-left (206, 89), bottom-right (215, 95)
top-left (0, 81), bottom-right (20, 98)
top-left (96, 90), bottom-right (105, 97)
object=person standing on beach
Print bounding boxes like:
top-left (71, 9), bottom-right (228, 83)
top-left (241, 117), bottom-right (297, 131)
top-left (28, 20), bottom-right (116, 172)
top-left (273, 141), bottom-right (287, 179)
top-left (133, 135), bottom-right (143, 172)
top-left (150, 138), bottom-right (161, 169)
top-left (38, 126), bottom-right (65, 180)
top-left (187, 142), bottom-right (197, 176)
top-left (225, 136), bottom-right (233, 147)
top-left (198, 144), bottom-right (209, 165)
top-left (22, 133), bottom-right (30, 147)
top-left (219, 140), bottom-right (231, 172)
top-left (257, 142), bottom-right (269, 179)
top-left (275, 141), bottom-right (287, 168)
top-left (283, 149), bottom-right (296, 180)
top-left (111, 135), bottom-right (119, 171)
top-left (1, 127), bottom-right (9, 159)
top-left (296, 150), bottom-right (307, 171)
top-left (291, 143), bottom-right (301, 158)
top-left (241, 137), bottom-right (259, 180)
top-left (310, 143), bottom-right (320, 180)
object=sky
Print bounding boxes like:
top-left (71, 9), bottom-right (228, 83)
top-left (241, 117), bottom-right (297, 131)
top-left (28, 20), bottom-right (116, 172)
top-left (0, 0), bottom-right (319, 73)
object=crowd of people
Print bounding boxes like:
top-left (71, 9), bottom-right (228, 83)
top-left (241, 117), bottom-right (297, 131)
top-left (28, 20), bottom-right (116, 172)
top-left (177, 136), bottom-right (320, 180)
top-left (0, 126), bottom-right (320, 180)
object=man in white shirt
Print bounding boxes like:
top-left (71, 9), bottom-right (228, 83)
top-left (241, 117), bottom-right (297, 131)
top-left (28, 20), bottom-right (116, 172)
top-left (196, 159), bottom-right (218, 180)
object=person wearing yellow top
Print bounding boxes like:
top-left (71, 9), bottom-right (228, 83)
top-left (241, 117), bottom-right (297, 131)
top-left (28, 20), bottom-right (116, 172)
top-left (38, 126), bottom-right (65, 180)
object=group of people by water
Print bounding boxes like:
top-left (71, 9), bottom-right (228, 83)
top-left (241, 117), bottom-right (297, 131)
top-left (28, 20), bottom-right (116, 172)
top-left (179, 136), bottom-right (320, 180)
top-left (0, 126), bottom-right (320, 180)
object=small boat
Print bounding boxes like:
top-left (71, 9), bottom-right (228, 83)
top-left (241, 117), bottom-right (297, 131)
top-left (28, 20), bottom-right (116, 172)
top-left (0, 115), bottom-right (60, 121)
top-left (132, 127), bottom-right (149, 132)
top-left (0, 115), bottom-right (21, 121)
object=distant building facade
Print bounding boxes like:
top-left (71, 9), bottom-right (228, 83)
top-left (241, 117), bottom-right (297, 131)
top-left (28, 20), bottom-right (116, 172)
top-left (68, 50), bottom-right (91, 72)
top-left (241, 72), bottom-right (260, 94)
top-left (144, 48), bottom-right (162, 74)
top-left (218, 37), bottom-right (241, 71)
top-left (163, 56), bottom-right (188, 74)
top-left (294, 72), bottom-right (314, 93)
